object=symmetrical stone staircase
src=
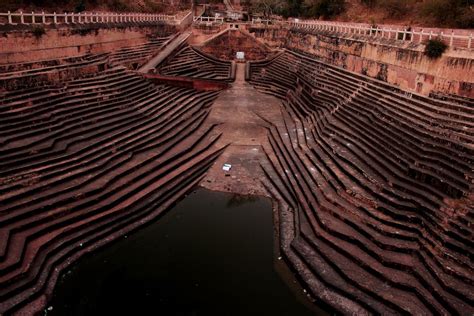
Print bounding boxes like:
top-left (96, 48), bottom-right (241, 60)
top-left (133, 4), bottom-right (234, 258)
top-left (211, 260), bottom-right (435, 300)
top-left (248, 49), bottom-right (474, 314)
top-left (0, 47), bottom-right (227, 314)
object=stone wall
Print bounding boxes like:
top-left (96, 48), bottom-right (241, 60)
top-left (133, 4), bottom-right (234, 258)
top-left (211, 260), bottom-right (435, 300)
top-left (0, 24), bottom-right (175, 64)
top-left (248, 26), bottom-right (474, 98)
top-left (199, 29), bottom-right (271, 60)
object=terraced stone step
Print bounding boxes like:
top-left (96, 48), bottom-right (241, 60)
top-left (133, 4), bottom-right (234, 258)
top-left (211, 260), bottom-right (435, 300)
top-left (247, 49), bottom-right (474, 314)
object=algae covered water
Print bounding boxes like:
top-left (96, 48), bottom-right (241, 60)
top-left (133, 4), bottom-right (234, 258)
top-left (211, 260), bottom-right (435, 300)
top-left (47, 188), bottom-right (321, 315)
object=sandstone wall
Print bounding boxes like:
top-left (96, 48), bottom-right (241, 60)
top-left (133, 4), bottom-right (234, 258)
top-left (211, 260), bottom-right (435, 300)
top-left (0, 24), bottom-right (175, 64)
top-left (249, 26), bottom-right (473, 98)
top-left (198, 29), bottom-right (270, 60)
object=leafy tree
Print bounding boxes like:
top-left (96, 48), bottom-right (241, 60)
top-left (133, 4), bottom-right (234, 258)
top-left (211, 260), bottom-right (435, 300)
top-left (251, 0), bottom-right (288, 16)
top-left (360, 0), bottom-right (376, 8)
top-left (303, 0), bottom-right (345, 18)
top-left (75, 0), bottom-right (86, 12)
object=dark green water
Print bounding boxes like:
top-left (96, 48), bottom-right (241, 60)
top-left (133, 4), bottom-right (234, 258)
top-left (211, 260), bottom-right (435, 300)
top-left (47, 188), bottom-right (321, 316)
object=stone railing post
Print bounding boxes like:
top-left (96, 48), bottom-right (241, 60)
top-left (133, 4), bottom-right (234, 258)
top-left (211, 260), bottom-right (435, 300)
top-left (71, 12), bottom-right (75, 23)
top-left (53, 12), bottom-right (57, 24)
top-left (32, 11), bottom-right (36, 24)
top-left (65, 12), bottom-right (69, 24)
top-left (7, 11), bottom-right (13, 24)
top-left (42, 11), bottom-right (46, 24)
top-left (20, 11), bottom-right (25, 24)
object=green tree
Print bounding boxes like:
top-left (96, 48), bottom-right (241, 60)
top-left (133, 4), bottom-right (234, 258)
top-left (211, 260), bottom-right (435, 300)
top-left (303, 0), bottom-right (345, 18)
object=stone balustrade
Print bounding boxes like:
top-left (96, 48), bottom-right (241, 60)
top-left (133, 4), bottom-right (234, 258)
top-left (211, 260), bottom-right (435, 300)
top-left (289, 19), bottom-right (473, 50)
top-left (0, 10), bottom-right (188, 26)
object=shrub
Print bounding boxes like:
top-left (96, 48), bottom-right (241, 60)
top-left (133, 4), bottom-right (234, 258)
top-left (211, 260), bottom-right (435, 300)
top-left (304, 0), bottom-right (346, 19)
top-left (107, 0), bottom-right (131, 12)
top-left (144, 0), bottom-right (165, 13)
top-left (361, 0), bottom-right (377, 8)
top-left (282, 0), bottom-right (304, 18)
top-left (75, 0), bottom-right (86, 12)
top-left (0, 0), bottom-right (21, 11)
top-left (370, 23), bottom-right (377, 35)
top-left (421, 0), bottom-right (473, 28)
top-left (455, 6), bottom-right (474, 28)
top-left (424, 38), bottom-right (448, 59)
top-left (384, 0), bottom-right (409, 18)
top-left (32, 26), bottom-right (46, 39)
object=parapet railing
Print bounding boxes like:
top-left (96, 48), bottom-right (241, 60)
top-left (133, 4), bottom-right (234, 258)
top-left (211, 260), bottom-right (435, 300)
top-left (251, 18), bottom-right (272, 25)
top-left (0, 10), bottom-right (184, 26)
top-left (288, 20), bottom-right (473, 50)
top-left (193, 16), bottom-right (224, 24)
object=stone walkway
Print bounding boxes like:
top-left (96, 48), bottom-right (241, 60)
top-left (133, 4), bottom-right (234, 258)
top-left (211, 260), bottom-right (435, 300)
top-left (200, 62), bottom-right (284, 196)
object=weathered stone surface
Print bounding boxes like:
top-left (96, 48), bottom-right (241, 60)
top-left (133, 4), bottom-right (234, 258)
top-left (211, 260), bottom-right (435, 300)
top-left (248, 26), bottom-right (474, 97)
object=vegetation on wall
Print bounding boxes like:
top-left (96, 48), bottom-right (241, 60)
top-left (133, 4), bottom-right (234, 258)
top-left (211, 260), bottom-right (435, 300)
top-left (32, 25), bottom-right (46, 39)
top-left (424, 38), bottom-right (448, 59)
